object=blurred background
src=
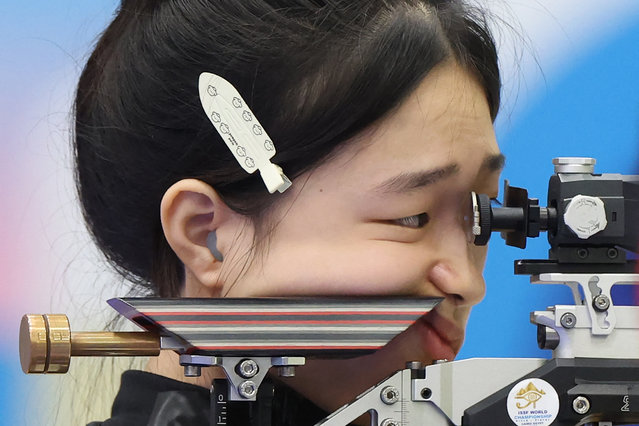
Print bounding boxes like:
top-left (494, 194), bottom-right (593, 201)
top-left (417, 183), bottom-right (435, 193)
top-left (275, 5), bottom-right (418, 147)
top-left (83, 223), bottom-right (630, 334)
top-left (1, 1), bottom-right (638, 424)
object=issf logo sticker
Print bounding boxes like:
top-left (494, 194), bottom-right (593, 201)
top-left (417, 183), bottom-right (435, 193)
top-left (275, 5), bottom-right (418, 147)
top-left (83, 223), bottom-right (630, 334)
top-left (507, 378), bottom-right (559, 426)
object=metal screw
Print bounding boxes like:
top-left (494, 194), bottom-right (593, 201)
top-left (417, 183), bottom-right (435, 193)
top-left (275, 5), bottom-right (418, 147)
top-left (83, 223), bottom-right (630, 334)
top-left (183, 365), bottom-right (201, 377)
top-left (560, 312), bottom-right (577, 329)
top-left (238, 380), bottom-right (257, 399)
top-left (572, 396), bottom-right (590, 414)
top-left (577, 248), bottom-right (589, 259)
top-left (421, 388), bottom-right (432, 400)
top-left (607, 248), bottom-right (618, 259)
top-left (380, 386), bottom-right (399, 405)
top-left (406, 361), bottom-right (423, 370)
top-left (278, 366), bottom-right (296, 377)
top-left (380, 419), bottom-right (400, 426)
top-left (237, 359), bottom-right (259, 378)
top-left (593, 295), bottom-right (611, 312)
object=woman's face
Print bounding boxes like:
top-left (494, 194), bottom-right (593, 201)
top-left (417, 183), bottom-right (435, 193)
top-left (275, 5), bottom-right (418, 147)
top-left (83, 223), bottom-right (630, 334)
top-left (214, 62), bottom-right (502, 410)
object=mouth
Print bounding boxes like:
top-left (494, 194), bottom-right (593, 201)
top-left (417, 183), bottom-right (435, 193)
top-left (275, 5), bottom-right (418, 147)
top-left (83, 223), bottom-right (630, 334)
top-left (416, 308), bottom-right (464, 362)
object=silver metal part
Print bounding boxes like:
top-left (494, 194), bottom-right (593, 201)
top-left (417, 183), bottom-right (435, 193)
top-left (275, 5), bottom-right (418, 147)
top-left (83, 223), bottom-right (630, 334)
top-left (531, 273), bottom-right (639, 358)
top-left (406, 361), bottom-right (423, 370)
top-left (238, 380), bottom-right (258, 399)
top-left (533, 273), bottom-right (639, 335)
top-left (219, 356), bottom-right (306, 401)
top-left (237, 359), bottom-right (259, 378)
top-left (380, 419), bottom-right (400, 426)
top-left (471, 191), bottom-right (481, 236)
top-left (593, 294), bottom-right (611, 312)
top-left (183, 365), bottom-right (201, 377)
top-left (221, 357), bottom-right (272, 401)
top-left (179, 354), bottom-right (222, 379)
top-left (177, 355), bottom-right (307, 401)
top-left (316, 358), bottom-right (545, 426)
top-left (278, 366), bottom-right (296, 377)
top-left (179, 354), bottom-right (223, 378)
top-left (560, 312), bottom-right (577, 329)
top-left (160, 335), bottom-right (189, 351)
top-left (539, 325), bottom-right (560, 350)
top-left (272, 356), bottom-right (305, 368)
top-left (380, 386), bottom-right (399, 405)
top-left (553, 157), bottom-right (596, 174)
top-left (572, 396), bottom-right (591, 414)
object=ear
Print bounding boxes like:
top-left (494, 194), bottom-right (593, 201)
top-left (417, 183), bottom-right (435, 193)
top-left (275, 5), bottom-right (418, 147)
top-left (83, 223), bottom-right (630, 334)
top-left (160, 179), bottom-right (248, 296)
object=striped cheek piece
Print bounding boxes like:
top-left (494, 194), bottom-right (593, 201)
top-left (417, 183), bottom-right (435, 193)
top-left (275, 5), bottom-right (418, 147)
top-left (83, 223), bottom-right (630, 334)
top-left (108, 297), bottom-right (442, 357)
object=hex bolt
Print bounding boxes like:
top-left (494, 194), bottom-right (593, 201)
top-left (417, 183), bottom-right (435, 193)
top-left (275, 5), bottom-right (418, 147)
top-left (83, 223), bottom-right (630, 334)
top-left (593, 294), bottom-right (611, 312)
top-left (607, 247), bottom-right (618, 259)
top-left (238, 380), bottom-right (258, 399)
top-left (380, 386), bottom-right (400, 405)
top-left (560, 312), bottom-right (577, 329)
top-left (577, 248), bottom-right (589, 259)
top-left (380, 419), bottom-right (400, 426)
top-left (236, 359), bottom-right (259, 378)
top-left (572, 396), bottom-right (590, 414)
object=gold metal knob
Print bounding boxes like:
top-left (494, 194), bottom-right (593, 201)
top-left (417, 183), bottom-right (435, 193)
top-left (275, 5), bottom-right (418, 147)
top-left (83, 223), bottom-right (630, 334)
top-left (20, 314), bottom-right (161, 374)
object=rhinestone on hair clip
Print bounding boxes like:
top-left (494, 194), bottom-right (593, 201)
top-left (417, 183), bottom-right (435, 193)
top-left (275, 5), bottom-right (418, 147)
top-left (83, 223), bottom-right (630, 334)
top-left (198, 72), bottom-right (292, 194)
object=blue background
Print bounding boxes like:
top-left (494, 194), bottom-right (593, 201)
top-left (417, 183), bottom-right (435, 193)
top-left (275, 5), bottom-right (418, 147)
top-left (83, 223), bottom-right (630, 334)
top-left (460, 13), bottom-right (639, 360)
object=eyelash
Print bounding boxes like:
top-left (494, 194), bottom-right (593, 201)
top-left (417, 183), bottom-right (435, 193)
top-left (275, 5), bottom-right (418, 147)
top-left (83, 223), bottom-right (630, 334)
top-left (391, 194), bottom-right (496, 230)
top-left (393, 212), bottom-right (430, 229)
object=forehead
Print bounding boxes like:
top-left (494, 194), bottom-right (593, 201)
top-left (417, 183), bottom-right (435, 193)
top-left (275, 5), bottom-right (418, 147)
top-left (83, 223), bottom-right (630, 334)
top-left (314, 62), bottom-right (499, 192)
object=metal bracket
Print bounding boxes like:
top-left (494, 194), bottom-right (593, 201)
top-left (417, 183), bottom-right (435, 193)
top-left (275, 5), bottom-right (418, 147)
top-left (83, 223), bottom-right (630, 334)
top-left (316, 359), bottom-right (545, 426)
top-left (532, 273), bottom-right (639, 335)
top-left (179, 354), bottom-right (305, 401)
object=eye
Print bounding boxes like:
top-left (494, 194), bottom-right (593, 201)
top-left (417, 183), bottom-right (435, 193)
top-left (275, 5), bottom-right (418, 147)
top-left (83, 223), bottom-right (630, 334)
top-left (392, 212), bottom-right (430, 229)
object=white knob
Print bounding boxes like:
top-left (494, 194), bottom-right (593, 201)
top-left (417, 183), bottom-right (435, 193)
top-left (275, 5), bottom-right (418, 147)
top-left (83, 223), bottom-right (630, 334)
top-left (564, 194), bottom-right (607, 239)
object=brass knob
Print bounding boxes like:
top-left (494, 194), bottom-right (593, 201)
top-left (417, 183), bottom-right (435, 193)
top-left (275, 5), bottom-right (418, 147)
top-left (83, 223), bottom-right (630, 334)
top-left (20, 314), bottom-right (71, 374)
top-left (20, 314), bottom-right (161, 374)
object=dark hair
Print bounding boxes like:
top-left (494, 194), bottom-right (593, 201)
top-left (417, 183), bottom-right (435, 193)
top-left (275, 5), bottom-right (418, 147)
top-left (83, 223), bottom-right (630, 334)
top-left (74, 0), bottom-right (500, 297)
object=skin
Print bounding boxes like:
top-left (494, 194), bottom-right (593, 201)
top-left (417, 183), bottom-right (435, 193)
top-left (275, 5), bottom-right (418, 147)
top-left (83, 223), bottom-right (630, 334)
top-left (150, 62), bottom-right (503, 415)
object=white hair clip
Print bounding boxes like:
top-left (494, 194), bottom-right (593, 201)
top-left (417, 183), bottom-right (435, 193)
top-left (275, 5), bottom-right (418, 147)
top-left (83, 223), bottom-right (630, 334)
top-left (198, 72), bottom-right (292, 194)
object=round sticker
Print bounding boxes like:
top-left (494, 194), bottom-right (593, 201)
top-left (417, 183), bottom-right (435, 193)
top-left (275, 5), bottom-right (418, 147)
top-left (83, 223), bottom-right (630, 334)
top-left (506, 378), bottom-right (559, 426)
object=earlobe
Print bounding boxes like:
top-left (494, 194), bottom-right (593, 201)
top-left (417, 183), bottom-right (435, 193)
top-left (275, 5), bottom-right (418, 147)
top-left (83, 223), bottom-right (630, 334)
top-left (160, 179), bottom-right (238, 295)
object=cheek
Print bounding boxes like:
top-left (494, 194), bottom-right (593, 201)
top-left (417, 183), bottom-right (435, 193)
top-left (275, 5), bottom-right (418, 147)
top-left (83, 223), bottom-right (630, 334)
top-left (471, 244), bottom-right (489, 268)
top-left (237, 241), bottom-right (434, 297)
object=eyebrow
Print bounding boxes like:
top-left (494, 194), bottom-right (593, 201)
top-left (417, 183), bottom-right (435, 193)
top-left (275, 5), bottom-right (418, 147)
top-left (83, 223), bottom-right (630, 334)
top-left (375, 153), bottom-right (505, 194)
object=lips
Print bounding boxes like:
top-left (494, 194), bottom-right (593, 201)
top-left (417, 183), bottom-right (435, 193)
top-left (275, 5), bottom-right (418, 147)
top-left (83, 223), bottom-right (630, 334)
top-left (418, 309), bottom-right (464, 361)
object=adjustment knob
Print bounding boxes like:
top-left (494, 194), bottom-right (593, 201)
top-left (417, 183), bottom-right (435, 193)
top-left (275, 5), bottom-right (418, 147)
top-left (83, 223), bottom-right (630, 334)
top-left (564, 194), bottom-right (607, 239)
top-left (553, 157), bottom-right (596, 174)
top-left (20, 314), bottom-right (71, 374)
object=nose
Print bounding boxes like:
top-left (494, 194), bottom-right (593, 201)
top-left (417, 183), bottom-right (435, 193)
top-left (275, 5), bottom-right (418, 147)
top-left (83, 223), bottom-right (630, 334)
top-left (427, 216), bottom-right (486, 307)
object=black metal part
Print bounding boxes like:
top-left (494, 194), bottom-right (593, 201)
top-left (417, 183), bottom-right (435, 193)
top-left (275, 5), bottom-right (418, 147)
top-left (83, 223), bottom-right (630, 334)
top-left (473, 165), bottom-right (639, 271)
top-left (514, 259), bottom-right (638, 275)
top-left (473, 181), bottom-right (556, 249)
top-left (474, 193), bottom-right (492, 246)
top-left (462, 358), bottom-right (639, 426)
top-left (547, 174), bottom-right (639, 252)
top-left (211, 378), bottom-right (275, 426)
